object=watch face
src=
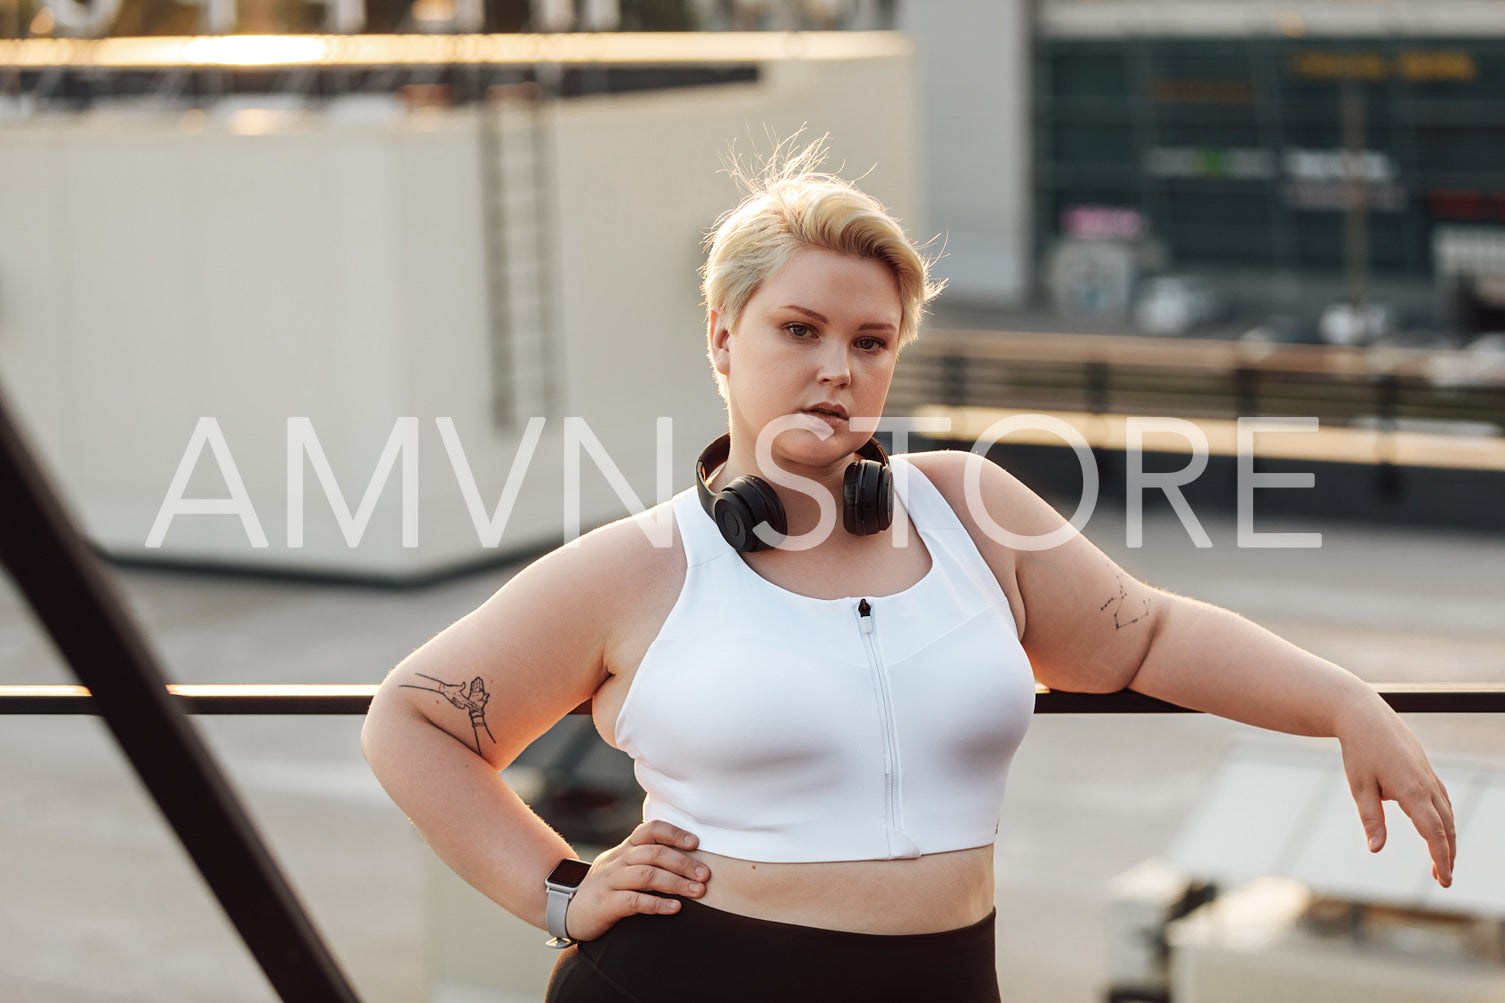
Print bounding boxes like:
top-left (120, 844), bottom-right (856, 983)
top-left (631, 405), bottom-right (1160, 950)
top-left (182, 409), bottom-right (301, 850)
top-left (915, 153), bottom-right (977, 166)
top-left (547, 858), bottom-right (591, 888)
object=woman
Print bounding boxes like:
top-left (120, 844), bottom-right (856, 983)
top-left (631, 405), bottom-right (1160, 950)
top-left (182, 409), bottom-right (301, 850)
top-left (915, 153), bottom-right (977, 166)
top-left (361, 142), bottom-right (1455, 1001)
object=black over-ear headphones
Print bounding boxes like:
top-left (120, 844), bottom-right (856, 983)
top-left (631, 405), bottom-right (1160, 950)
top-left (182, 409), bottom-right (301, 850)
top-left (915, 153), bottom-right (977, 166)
top-left (695, 433), bottom-right (893, 553)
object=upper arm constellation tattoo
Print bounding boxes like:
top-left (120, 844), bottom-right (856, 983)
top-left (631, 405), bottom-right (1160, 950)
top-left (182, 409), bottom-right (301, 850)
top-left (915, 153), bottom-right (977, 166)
top-left (1099, 567), bottom-right (1152, 629)
top-left (400, 673), bottom-right (496, 756)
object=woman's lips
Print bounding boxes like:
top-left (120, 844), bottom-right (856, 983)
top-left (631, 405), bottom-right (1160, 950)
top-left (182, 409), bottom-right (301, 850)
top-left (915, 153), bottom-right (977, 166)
top-left (801, 409), bottom-right (847, 430)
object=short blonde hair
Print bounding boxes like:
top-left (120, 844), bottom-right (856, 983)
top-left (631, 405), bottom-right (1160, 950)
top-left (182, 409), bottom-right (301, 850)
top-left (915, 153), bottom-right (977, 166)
top-left (701, 137), bottom-right (941, 353)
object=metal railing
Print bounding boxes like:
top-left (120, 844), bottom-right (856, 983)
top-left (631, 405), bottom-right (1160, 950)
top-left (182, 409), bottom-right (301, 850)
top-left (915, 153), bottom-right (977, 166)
top-left (888, 329), bottom-right (1505, 432)
top-left (3, 681), bottom-right (1503, 716)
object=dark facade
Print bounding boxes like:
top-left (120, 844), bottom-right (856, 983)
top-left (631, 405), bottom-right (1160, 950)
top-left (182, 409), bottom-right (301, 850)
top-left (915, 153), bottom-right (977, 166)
top-left (1034, 35), bottom-right (1505, 291)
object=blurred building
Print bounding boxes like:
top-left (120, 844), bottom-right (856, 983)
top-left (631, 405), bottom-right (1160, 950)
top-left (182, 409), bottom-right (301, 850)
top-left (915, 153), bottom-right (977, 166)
top-left (0, 33), bottom-right (920, 579)
top-left (1030, 0), bottom-right (1505, 340)
top-left (874, 0), bottom-right (1505, 338)
top-left (10, 0), bottom-right (1505, 337)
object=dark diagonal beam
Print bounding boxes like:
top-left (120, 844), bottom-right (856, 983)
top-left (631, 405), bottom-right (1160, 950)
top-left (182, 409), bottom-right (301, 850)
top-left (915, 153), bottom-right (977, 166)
top-left (0, 394), bottom-right (360, 1003)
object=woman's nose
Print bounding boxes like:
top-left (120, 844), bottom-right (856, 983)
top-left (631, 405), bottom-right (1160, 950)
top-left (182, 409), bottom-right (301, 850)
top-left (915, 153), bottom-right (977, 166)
top-left (816, 346), bottom-right (850, 386)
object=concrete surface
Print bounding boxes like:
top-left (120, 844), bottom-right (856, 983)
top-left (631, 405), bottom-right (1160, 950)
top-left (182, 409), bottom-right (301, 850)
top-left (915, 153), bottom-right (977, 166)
top-left (1, 504), bottom-right (1502, 1002)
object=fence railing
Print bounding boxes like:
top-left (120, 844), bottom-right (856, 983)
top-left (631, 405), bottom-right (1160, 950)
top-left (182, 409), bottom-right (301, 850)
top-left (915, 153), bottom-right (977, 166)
top-left (3, 681), bottom-right (1504, 716)
top-left (888, 328), bottom-right (1505, 431)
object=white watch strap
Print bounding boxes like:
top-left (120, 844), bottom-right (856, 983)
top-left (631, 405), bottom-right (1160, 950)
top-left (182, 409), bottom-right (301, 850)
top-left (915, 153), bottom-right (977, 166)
top-left (545, 884), bottom-right (575, 945)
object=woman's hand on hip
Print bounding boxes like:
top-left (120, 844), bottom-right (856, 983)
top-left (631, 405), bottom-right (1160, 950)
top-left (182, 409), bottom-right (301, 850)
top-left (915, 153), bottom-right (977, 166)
top-left (566, 821), bottom-right (710, 941)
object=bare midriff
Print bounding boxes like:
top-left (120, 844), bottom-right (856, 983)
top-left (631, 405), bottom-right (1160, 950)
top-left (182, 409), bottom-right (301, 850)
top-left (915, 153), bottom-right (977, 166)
top-left (685, 844), bottom-right (995, 935)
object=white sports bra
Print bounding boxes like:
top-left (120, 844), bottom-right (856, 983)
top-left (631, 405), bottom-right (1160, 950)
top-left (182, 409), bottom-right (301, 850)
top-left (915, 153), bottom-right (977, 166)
top-left (614, 456), bottom-right (1036, 863)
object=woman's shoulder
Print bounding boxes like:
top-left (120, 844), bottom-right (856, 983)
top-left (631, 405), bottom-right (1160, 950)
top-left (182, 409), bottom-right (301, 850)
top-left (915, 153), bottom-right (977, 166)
top-left (902, 447), bottom-right (1071, 534)
top-left (516, 497), bottom-right (687, 620)
top-left (899, 448), bottom-right (967, 480)
top-left (899, 448), bottom-right (1033, 511)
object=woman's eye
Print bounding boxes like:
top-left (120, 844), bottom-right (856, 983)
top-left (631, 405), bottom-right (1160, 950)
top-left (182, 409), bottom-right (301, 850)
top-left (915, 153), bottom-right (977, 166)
top-left (786, 323), bottom-right (815, 339)
top-left (857, 337), bottom-right (887, 352)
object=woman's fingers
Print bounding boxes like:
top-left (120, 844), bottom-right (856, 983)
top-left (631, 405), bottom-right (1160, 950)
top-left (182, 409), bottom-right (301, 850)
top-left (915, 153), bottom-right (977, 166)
top-left (1388, 765), bottom-right (1456, 887)
top-left (1416, 809), bottom-right (1454, 887)
top-left (623, 821), bottom-right (710, 889)
top-left (1444, 795), bottom-right (1459, 869)
top-left (627, 840), bottom-right (710, 881)
top-left (630, 819), bottom-right (699, 851)
top-left (617, 861), bottom-right (706, 897)
top-left (1347, 774), bottom-right (1387, 852)
top-left (1400, 791), bottom-right (1455, 887)
top-left (1349, 768), bottom-right (1456, 887)
top-left (565, 823), bottom-right (710, 940)
top-left (1338, 701), bottom-right (1456, 888)
top-left (619, 889), bottom-right (685, 916)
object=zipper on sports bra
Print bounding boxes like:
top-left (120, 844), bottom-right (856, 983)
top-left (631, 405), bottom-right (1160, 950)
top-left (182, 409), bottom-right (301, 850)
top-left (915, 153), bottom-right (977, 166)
top-left (856, 599), bottom-right (919, 859)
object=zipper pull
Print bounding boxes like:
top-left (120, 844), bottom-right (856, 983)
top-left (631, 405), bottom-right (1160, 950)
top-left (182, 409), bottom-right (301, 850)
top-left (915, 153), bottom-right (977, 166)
top-left (858, 598), bottom-right (874, 634)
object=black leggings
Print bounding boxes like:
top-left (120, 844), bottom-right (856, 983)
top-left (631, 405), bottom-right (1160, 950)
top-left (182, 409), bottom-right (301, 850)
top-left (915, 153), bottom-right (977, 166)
top-left (545, 898), bottom-right (1001, 1002)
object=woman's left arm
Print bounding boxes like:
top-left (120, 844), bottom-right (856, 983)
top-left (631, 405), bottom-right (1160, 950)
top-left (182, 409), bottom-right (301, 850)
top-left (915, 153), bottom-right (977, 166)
top-left (1127, 594), bottom-right (1454, 887)
top-left (919, 451), bottom-right (1456, 887)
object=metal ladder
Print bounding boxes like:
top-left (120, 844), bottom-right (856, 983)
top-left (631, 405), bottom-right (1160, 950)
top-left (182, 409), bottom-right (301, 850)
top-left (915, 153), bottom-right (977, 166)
top-left (481, 85), bottom-right (558, 430)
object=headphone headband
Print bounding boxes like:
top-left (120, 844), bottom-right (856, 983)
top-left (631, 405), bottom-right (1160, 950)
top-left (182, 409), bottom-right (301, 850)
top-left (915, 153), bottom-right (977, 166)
top-left (695, 433), bottom-right (892, 552)
top-left (695, 434), bottom-right (889, 503)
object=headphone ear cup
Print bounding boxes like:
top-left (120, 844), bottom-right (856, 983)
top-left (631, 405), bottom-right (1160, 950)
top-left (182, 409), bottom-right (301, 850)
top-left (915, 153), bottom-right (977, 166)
top-left (843, 459), bottom-right (894, 536)
top-left (843, 462), bottom-right (866, 535)
top-left (872, 462), bottom-right (894, 532)
top-left (715, 475), bottom-right (787, 553)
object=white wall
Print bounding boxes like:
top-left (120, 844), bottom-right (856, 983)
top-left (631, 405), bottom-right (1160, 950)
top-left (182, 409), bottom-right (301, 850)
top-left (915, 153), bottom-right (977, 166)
top-left (899, 0), bottom-right (1032, 306)
top-left (0, 43), bottom-right (917, 580)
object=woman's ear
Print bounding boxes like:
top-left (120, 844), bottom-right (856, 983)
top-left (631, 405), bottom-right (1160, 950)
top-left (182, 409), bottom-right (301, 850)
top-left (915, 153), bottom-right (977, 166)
top-left (709, 307), bottom-right (733, 377)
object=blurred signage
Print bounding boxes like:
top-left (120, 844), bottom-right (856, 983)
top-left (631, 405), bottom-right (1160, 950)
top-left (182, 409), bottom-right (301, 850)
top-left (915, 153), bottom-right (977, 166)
top-left (1397, 51), bottom-right (1478, 82)
top-left (1284, 148), bottom-right (1394, 184)
top-left (1427, 191), bottom-right (1505, 222)
top-left (1049, 239), bottom-right (1137, 320)
top-left (1146, 147), bottom-right (1275, 180)
top-left (1289, 50), bottom-right (1477, 82)
top-left (1061, 205), bottom-right (1148, 241)
top-left (1284, 182), bottom-right (1404, 212)
top-left (1282, 148), bottom-right (1404, 212)
top-left (1434, 227), bottom-right (1505, 280)
top-left (1143, 147), bottom-right (1406, 212)
top-left (1147, 78), bottom-right (1257, 104)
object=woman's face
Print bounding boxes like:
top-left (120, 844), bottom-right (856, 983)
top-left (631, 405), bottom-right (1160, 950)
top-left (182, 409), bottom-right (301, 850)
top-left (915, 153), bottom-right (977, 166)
top-left (711, 247), bottom-right (902, 473)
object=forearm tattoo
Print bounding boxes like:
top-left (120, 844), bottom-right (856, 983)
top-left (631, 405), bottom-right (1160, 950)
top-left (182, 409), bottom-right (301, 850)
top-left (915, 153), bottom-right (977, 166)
top-left (400, 673), bottom-right (497, 756)
top-left (1099, 567), bottom-right (1151, 629)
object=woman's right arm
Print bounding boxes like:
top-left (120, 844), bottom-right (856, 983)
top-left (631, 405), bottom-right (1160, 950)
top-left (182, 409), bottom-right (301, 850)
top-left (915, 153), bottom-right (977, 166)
top-left (359, 522), bottom-right (708, 940)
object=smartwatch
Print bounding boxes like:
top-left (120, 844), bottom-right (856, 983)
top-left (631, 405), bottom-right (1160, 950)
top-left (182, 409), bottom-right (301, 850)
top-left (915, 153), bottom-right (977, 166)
top-left (544, 858), bottom-right (591, 948)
